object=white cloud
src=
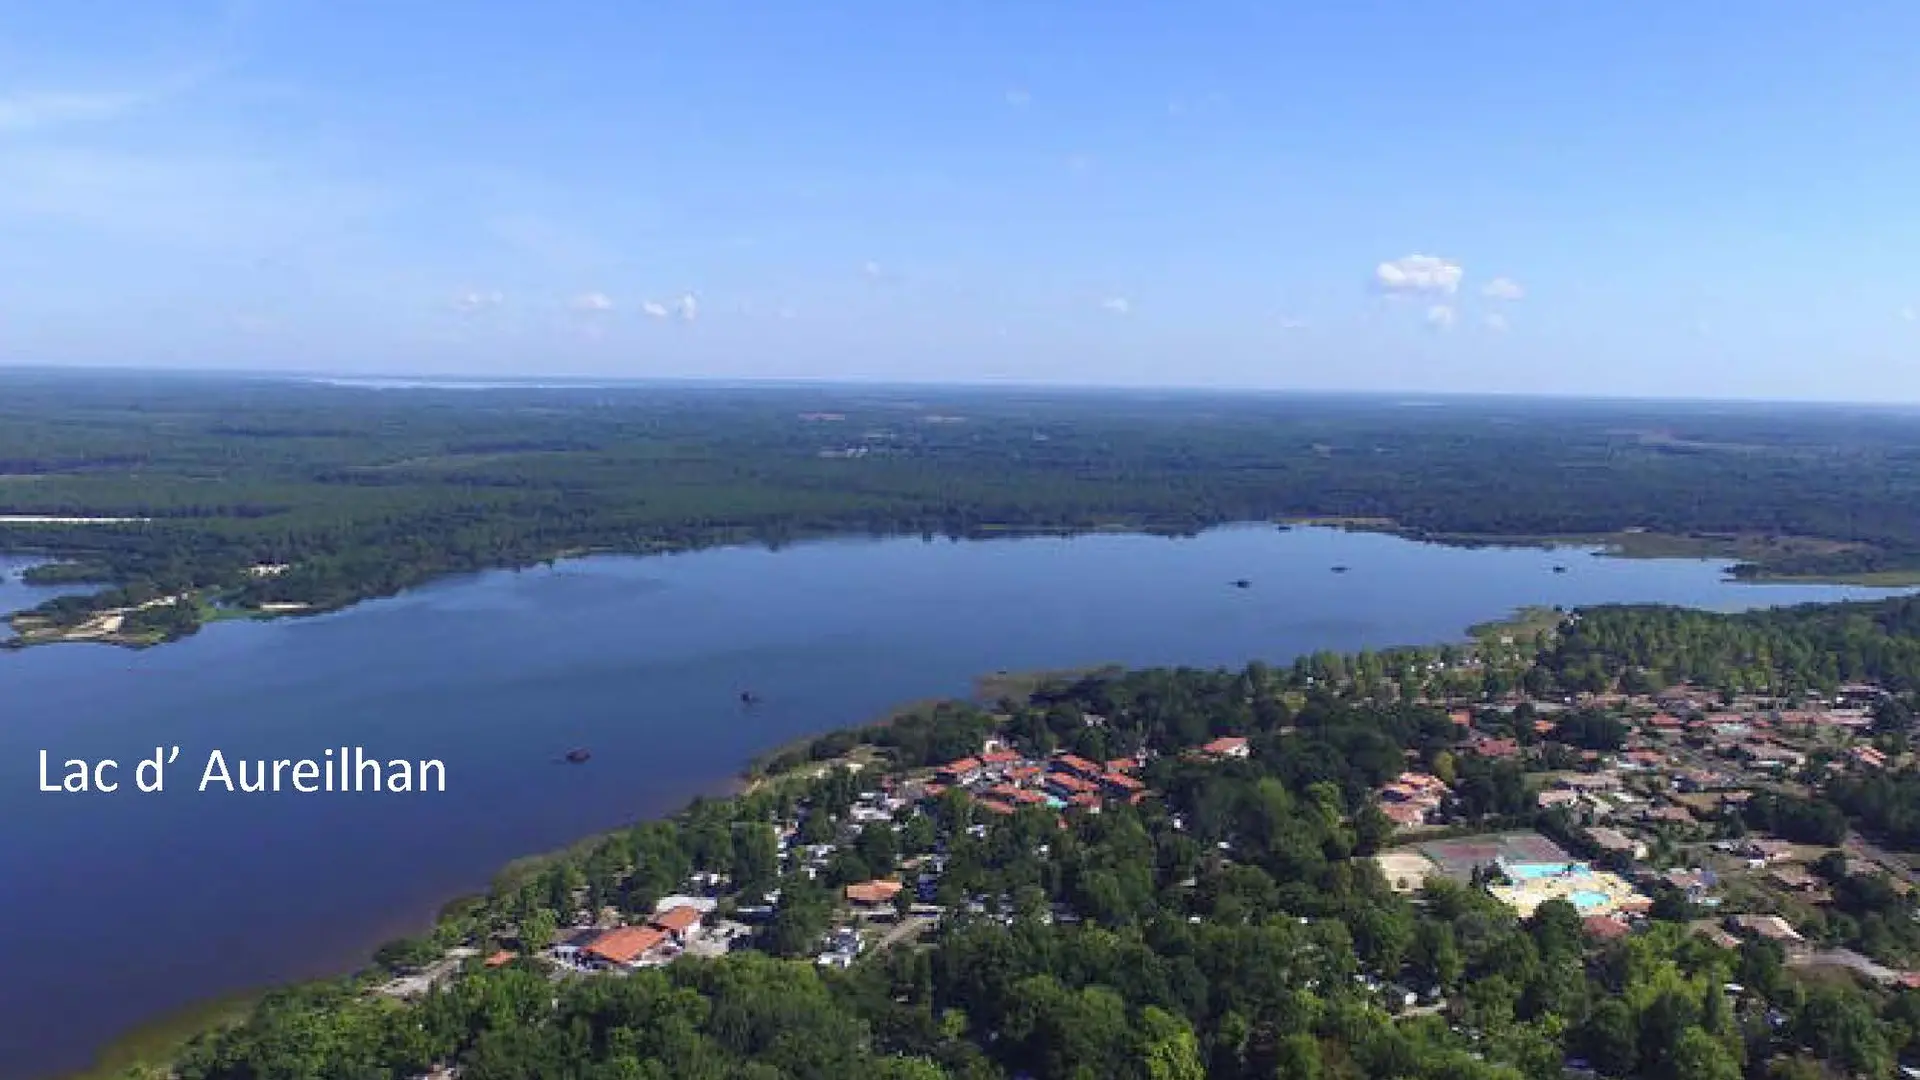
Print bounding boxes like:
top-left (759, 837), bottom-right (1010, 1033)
top-left (1278, 316), bottom-right (1308, 330)
top-left (1425, 304), bottom-right (1456, 330)
top-left (1903, 306), bottom-right (1916, 323)
top-left (641, 300), bottom-right (670, 319)
top-left (1004, 88), bottom-right (1030, 107)
top-left (1374, 254), bottom-right (1463, 296)
top-left (570, 291), bottom-right (614, 312)
top-left (1483, 312), bottom-right (1509, 332)
top-left (1100, 296), bottom-right (1131, 315)
top-left (1482, 276), bottom-right (1525, 301)
top-left (862, 260), bottom-right (884, 279)
top-left (673, 293), bottom-right (698, 322)
top-left (452, 289), bottom-right (504, 313)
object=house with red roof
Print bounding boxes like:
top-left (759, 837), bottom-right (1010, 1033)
top-left (1466, 736), bottom-right (1519, 759)
top-left (1052, 754), bottom-right (1104, 780)
top-left (649, 905), bottom-right (704, 944)
top-left (1199, 736), bottom-right (1250, 759)
top-left (936, 758), bottom-right (982, 784)
top-left (583, 926), bottom-right (671, 969)
top-left (1045, 771), bottom-right (1100, 800)
top-left (845, 880), bottom-right (904, 906)
top-left (1583, 915), bottom-right (1631, 941)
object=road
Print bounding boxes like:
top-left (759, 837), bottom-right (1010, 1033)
top-left (874, 914), bottom-right (939, 950)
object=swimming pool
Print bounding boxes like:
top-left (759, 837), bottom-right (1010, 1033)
top-left (1569, 890), bottom-right (1611, 911)
top-left (1504, 861), bottom-right (1588, 880)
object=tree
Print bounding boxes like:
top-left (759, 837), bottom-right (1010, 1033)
top-left (1138, 1007), bottom-right (1205, 1080)
top-left (1270, 1033), bottom-right (1321, 1080)
top-left (731, 823), bottom-right (780, 899)
top-left (1581, 998), bottom-right (1638, 1077)
top-left (1670, 1028), bottom-right (1740, 1080)
top-left (518, 908), bottom-right (557, 954)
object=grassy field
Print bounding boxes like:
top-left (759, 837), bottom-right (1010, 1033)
top-left (973, 664), bottom-right (1123, 704)
top-left (1467, 605), bottom-right (1566, 646)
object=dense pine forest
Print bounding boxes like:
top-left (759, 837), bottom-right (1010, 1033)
top-left (8, 371), bottom-right (1920, 643)
top-left (109, 595), bottom-right (1920, 1080)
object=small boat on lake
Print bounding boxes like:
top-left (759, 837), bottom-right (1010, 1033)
top-left (563, 748), bottom-right (591, 764)
top-left (1330, 565), bottom-right (1350, 574)
top-left (1552, 565), bottom-right (1568, 574)
top-left (739, 690), bottom-right (761, 705)
top-left (1231, 578), bottom-right (1252, 589)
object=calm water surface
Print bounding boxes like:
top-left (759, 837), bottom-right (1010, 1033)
top-left (0, 528), bottom-right (1909, 1077)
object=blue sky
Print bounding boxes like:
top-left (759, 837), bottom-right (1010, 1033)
top-left (3, 1), bottom-right (1919, 399)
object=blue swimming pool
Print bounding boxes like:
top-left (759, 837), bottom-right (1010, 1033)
top-left (1505, 861), bottom-right (1588, 880)
top-left (1569, 890), bottom-right (1610, 911)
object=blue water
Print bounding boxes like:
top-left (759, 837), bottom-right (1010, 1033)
top-left (0, 526), bottom-right (1911, 1077)
top-left (0, 556), bottom-right (93, 641)
top-left (1570, 891), bottom-right (1612, 911)
top-left (1506, 861), bottom-right (1586, 880)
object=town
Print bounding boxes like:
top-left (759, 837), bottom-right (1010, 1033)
top-left (379, 665), bottom-right (1920, 1009)
top-left (129, 594), bottom-right (1920, 1079)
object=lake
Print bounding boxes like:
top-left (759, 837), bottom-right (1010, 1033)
top-left (0, 527), bottom-right (1909, 1077)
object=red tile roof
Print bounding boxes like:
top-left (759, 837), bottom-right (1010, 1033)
top-left (650, 906), bottom-right (703, 934)
top-left (1047, 772), bottom-right (1099, 794)
top-left (846, 880), bottom-right (904, 905)
top-left (585, 926), bottom-right (669, 965)
top-left (1200, 736), bottom-right (1249, 756)
top-left (1583, 915), bottom-right (1631, 941)
top-left (1053, 754), bottom-right (1102, 777)
top-left (1469, 737), bottom-right (1519, 758)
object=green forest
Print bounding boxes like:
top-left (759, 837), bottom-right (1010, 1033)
top-left (9, 371), bottom-right (1920, 643)
top-left (109, 595), bottom-right (1920, 1080)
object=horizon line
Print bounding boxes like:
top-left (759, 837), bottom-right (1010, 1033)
top-left (0, 361), bottom-right (1914, 412)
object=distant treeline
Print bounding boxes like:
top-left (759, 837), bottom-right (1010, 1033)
top-left (9, 373), bottom-right (1920, 641)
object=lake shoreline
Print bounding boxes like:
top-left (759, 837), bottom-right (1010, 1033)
top-left (0, 518), bottom-right (1244, 652)
top-left (14, 524), bottom-right (1919, 1080)
top-left (5, 519), bottom-right (1909, 654)
top-left (57, 668), bottom-right (1067, 1080)
top-left (15, 606), bottom-right (1654, 1077)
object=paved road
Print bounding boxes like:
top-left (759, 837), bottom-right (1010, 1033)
top-left (874, 914), bottom-right (939, 950)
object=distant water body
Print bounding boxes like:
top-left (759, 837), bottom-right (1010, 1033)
top-left (0, 528), bottom-right (1909, 1077)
